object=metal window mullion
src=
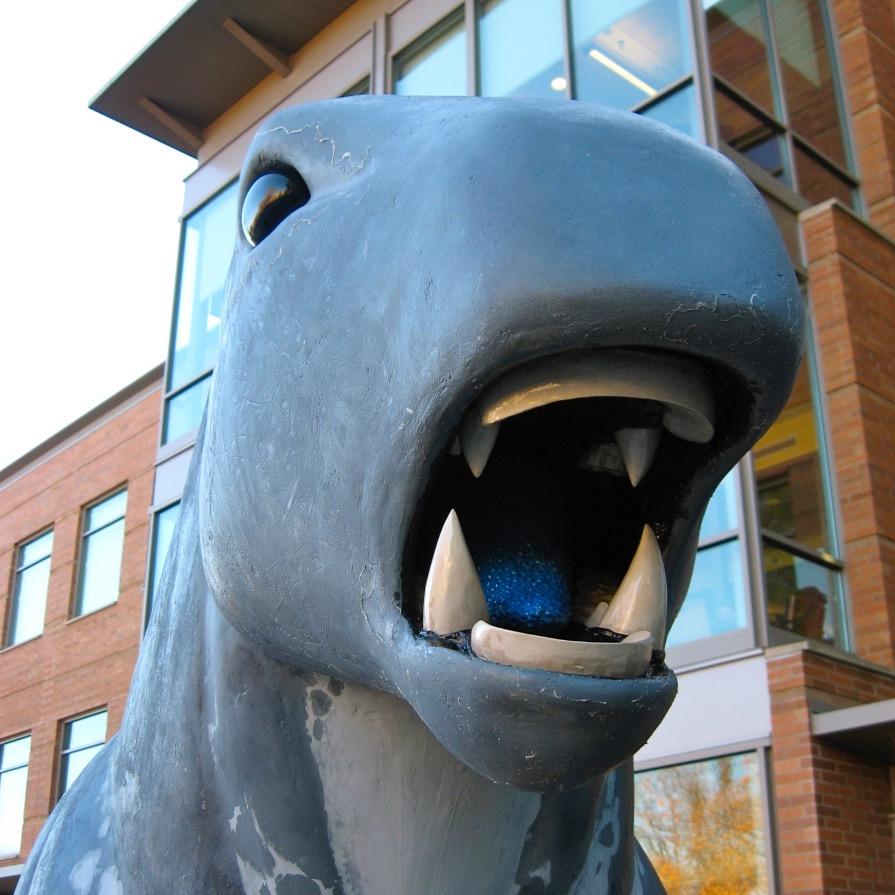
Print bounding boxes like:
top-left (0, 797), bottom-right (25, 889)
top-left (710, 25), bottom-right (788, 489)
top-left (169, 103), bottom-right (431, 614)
top-left (464, 0), bottom-right (478, 96)
top-left (757, 745), bottom-right (780, 895)
top-left (688, 0), bottom-right (718, 148)
top-left (83, 511), bottom-right (126, 541)
top-left (629, 74), bottom-right (694, 114)
top-left (739, 453), bottom-right (771, 649)
top-left (713, 75), bottom-right (788, 133)
top-left (791, 135), bottom-right (859, 187)
top-left (0, 760), bottom-right (28, 774)
top-left (164, 366), bottom-right (214, 403)
top-left (695, 528), bottom-right (739, 551)
top-left (759, 0), bottom-right (796, 189)
top-left (560, 0), bottom-right (574, 100)
top-left (15, 552), bottom-right (51, 576)
top-left (760, 530), bottom-right (842, 570)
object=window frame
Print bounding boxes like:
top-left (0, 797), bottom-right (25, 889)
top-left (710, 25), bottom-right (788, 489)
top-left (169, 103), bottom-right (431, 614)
top-left (4, 527), bottom-right (53, 648)
top-left (73, 486), bottom-right (128, 619)
top-left (56, 708), bottom-right (108, 803)
top-left (143, 497), bottom-right (182, 632)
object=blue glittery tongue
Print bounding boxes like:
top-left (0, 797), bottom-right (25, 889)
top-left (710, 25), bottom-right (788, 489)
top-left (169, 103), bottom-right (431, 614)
top-left (462, 455), bottom-right (572, 635)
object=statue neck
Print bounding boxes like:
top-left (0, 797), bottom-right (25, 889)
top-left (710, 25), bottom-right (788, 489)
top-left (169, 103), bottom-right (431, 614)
top-left (203, 602), bottom-right (637, 895)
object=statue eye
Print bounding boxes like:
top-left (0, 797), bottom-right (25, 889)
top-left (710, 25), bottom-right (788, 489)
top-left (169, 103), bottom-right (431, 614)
top-left (241, 169), bottom-right (311, 246)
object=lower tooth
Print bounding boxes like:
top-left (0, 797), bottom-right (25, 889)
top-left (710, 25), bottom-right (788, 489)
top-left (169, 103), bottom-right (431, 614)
top-left (471, 621), bottom-right (652, 679)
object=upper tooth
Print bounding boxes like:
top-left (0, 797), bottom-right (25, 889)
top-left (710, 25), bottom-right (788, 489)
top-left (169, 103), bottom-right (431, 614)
top-left (615, 427), bottom-right (661, 487)
top-left (460, 408), bottom-right (500, 478)
top-left (600, 525), bottom-right (667, 645)
top-left (476, 350), bottom-right (714, 444)
top-left (471, 620), bottom-right (652, 678)
top-left (423, 510), bottom-right (489, 635)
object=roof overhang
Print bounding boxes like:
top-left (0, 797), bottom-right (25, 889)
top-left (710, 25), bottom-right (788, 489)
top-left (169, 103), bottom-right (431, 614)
top-left (90, 0), bottom-right (354, 157)
top-left (812, 698), bottom-right (895, 763)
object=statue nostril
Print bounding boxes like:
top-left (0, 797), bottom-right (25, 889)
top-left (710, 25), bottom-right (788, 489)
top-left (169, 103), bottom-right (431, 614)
top-left (241, 168), bottom-right (311, 246)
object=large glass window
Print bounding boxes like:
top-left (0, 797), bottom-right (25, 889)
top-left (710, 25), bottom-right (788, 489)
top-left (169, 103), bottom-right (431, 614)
top-left (58, 710), bottom-right (107, 800)
top-left (479, 0), bottom-right (566, 99)
top-left (394, 9), bottom-right (466, 96)
top-left (164, 182), bottom-right (238, 444)
top-left (6, 530), bottom-right (53, 646)
top-left (754, 342), bottom-right (846, 647)
top-left (570, 0), bottom-right (692, 108)
top-left (704, 0), bottom-right (857, 205)
top-left (635, 752), bottom-right (769, 894)
top-left (75, 489), bottom-right (127, 617)
top-left (147, 502), bottom-right (181, 625)
top-left (667, 471), bottom-right (749, 649)
top-left (0, 734), bottom-right (30, 859)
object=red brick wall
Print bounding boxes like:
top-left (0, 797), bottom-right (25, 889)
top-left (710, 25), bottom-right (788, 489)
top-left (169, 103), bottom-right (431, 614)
top-left (769, 648), bottom-right (895, 894)
top-left (803, 201), bottom-right (895, 666)
top-left (831, 0), bottom-right (895, 237)
top-left (0, 378), bottom-right (161, 867)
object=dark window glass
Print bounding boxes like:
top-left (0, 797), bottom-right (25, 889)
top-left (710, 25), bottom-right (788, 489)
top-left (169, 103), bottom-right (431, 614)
top-left (769, 0), bottom-right (847, 168)
top-left (76, 490), bottom-right (127, 616)
top-left (168, 183), bottom-right (239, 393)
top-left (764, 545), bottom-right (843, 644)
top-left (343, 77), bottom-right (370, 96)
top-left (714, 87), bottom-right (789, 182)
top-left (394, 10), bottom-right (466, 96)
top-left (706, 0), bottom-right (777, 116)
top-left (163, 373), bottom-right (212, 444)
top-left (0, 735), bottom-right (30, 859)
top-left (148, 502), bottom-right (181, 624)
top-left (640, 83), bottom-right (699, 138)
top-left (571, 0), bottom-right (692, 108)
top-left (792, 142), bottom-right (854, 206)
top-left (635, 752), bottom-right (768, 893)
top-left (59, 711), bottom-right (107, 799)
top-left (754, 357), bottom-right (828, 551)
top-left (668, 538), bottom-right (746, 647)
top-left (7, 530), bottom-right (53, 645)
top-left (479, 0), bottom-right (566, 98)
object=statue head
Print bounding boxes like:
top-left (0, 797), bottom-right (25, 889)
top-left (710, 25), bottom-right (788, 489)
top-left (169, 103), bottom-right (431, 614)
top-left (199, 97), bottom-right (801, 790)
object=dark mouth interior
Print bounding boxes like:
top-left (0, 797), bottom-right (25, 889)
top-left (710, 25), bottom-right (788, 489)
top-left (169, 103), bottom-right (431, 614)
top-left (401, 352), bottom-right (749, 648)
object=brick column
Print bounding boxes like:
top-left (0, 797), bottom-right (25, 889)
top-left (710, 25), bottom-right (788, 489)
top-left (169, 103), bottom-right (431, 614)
top-left (768, 647), bottom-right (895, 894)
top-left (830, 0), bottom-right (895, 237)
top-left (802, 201), bottom-right (895, 666)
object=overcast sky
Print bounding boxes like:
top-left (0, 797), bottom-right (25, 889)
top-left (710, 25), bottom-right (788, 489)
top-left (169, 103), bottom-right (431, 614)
top-left (0, 1), bottom-right (194, 470)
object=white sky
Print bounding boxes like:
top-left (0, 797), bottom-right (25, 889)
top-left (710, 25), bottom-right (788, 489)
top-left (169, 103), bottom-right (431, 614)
top-left (0, 1), bottom-right (195, 470)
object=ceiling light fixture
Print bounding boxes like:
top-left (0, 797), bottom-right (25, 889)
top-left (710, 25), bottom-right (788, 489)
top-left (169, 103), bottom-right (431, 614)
top-left (588, 48), bottom-right (657, 97)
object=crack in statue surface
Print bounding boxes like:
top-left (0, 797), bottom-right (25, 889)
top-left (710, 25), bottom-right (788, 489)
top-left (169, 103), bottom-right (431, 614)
top-left (19, 97), bottom-right (802, 895)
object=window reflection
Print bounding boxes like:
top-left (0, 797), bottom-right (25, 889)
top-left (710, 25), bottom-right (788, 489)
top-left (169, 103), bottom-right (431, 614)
top-left (640, 84), bottom-right (699, 138)
top-left (667, 539), bottom-right (746, 647)
top-left (764, 545), bottom-right (842, 643)
top-left (479, 0), bottom-right (565, 98)
top-left (164, 372), bottom-right (212, 444)
top-left (715, 87), bottom-right (789, 181)
top-left (770, 0), bottom-right (847, 167)
top-left (59, 711), bottom-right (107, 799)
top-left (76, 490), bottom-right (127, 616)
top-left (700, 470), bottom-right (739, 539)
top-left (793, 142), bottom-right (853, 205)
top-left (148, 502), bottom-right (181, 624)
top-left (754, 358), bottom-right (828, 551)
top-left (0, 735), bottom-right (30, 859)
top-left (394, 10), bottom-right (466, 96)
top-left (571, 0), bottom-right (692, 108)
top-left (7, 530), bottom-right (53, 646)
top-left (635, 752), bottom-right (768, 895)
top-left (169, 183), bottom-right (238, 393)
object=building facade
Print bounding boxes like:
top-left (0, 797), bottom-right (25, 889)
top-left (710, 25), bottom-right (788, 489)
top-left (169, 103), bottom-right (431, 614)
top-left (2, 0), bottom-right (895, 892)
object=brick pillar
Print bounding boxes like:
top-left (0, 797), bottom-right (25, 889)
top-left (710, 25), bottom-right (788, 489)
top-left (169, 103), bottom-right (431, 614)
top-left (768, 648), bottom-right (895, 894)
top-left (830, 0), bottom-right (895, 237)
top-left (802, 201), bottom-right (895, 666)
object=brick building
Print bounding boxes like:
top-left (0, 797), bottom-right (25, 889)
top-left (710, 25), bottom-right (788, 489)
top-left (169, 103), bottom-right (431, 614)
top-left (2, 0), bottom-right (895, 892)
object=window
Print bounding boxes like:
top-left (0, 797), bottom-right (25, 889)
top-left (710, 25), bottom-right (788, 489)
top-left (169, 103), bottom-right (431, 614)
top-left (635, 752), bottom-right (770, 893)
top-left (0, 735), bottom-right (31, 859)
top-left (393, 9), bottom-right (466, 96)
top-left (667, 470), bottom-right (750, 652)
top-left (146, 501), bottom-right (181, 625)
top-left (479, 0), bottom-right (566, 98)
top-left (704, 0), bottom-right (857, 205)
top-left (58, 710), bottom-right (107, 800)
top-left (754, 333), bottom-right (847, 647)
top-left (75, 489), bottom-right (127, 616)
top-left (6, 530), bottom-right (53, 646)
top-left (163, 181), bottom-right (239, 444)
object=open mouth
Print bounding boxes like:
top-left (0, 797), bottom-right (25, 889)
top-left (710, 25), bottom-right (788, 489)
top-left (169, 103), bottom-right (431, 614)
top-left (403, 349), bottom-right (718, 680)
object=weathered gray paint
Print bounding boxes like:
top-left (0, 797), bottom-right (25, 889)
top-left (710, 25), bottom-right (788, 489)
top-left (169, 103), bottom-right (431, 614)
top-left (19, 98), bottom-right (802, 894)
